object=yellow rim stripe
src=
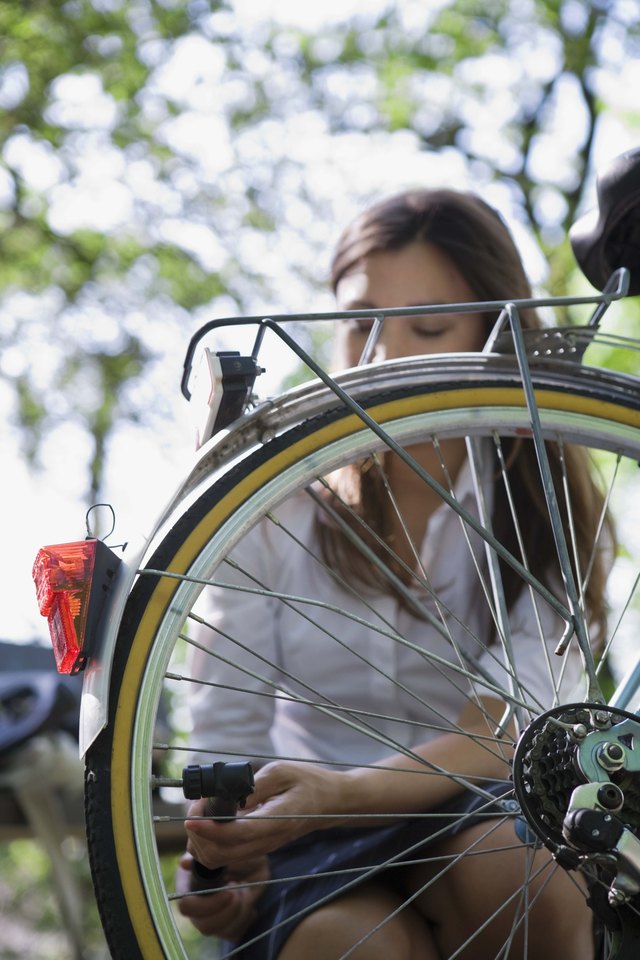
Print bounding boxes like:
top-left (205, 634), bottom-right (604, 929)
top-left (110, 385), bottom-right (640, 952)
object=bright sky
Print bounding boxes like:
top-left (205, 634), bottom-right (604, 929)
top-left (234, 0), bottom-right (389, 27)
top-left (2, 0), bottom-right (638, 651)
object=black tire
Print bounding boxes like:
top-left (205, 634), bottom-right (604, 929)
top-left (85, 359), bottom-right (640, 959)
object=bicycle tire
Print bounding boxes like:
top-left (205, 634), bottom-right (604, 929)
top-left (85, 356), bottom-right (640, 960)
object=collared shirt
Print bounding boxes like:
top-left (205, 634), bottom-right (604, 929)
top-left (189, 453), bottom-right (582, 767)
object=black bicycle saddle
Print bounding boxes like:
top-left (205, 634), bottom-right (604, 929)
top-left (570, 146), bottom-right (640, 295)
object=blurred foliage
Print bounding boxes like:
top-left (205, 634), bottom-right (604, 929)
top-left (0, 837), bottom-right (107, 959)
top-left (0, 834), bottom-right (208, 959)
top-left (0, 0), bottom-right (639, 500)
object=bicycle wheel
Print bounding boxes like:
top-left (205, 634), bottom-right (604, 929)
top-left (85, 354), bottom-right (640, 959)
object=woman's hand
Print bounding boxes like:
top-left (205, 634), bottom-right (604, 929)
top-left (184, 699), bottom-right (509, 872)
top-left (185, 761), bottom-right (346, 869)
top-left (176, 853), bottom-right (269, 941)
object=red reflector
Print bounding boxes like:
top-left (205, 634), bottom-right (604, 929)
top-left (32, 541), bottom-right (99, 674)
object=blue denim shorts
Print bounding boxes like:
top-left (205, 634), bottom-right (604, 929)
top-left (220, 782), bottom-right (513, 959)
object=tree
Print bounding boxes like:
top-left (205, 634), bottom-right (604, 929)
top-left (1, 0), bottom-right (639, 503)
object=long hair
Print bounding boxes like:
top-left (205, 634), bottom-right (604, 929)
top-left (318, 189), bottom-right (612, 646)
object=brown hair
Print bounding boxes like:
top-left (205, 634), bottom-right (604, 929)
top-left (331, 189), bottom-right (534, 314)
top-left (319, 189), bottom-right (612, 646)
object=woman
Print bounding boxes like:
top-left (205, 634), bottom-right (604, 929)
top-left (178, 190), bottom-right (609, 958)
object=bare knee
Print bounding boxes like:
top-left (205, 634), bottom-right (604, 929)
top-left (525, 867), bottom-right (594, 960)
top-left (402, 819), bottom-right (594, 960)
top-left (277, 881), bottom-right (437, 960)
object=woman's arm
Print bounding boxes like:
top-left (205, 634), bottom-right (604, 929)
top-left (185, 695), bottom-right (511, 870)
top-left (339, 695), bottom-right (511, 818)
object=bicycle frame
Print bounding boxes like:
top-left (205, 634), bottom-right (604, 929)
top-left (62, 268), bottom-right (640, 759)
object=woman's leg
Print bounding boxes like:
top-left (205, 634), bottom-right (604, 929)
top-left (401, 818), bottom-right (594, 960)
top-left (277, 878), bottom-right (439, 960)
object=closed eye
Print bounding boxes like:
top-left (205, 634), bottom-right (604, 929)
top-left (411, 325), bottom-right (447, 337)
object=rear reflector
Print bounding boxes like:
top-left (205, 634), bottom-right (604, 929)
top-left (32, 539), bottom-right (121, 674)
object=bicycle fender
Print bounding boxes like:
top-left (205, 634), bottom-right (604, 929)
top-left (78, 444), bottom-right (229, 758)
top-left (79, 536), bottom-right (147, 758)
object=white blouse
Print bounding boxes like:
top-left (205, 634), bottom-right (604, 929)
top-left (188, 455), bottom-right (582, 768)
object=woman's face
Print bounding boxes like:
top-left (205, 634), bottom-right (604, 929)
top-left (335, 240), bottom-right (488, 368)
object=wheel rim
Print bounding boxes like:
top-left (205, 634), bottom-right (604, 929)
top-left (112, 387), bottom-right (640, 958)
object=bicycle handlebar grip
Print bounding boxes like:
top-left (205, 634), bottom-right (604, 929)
top-left (182, 761), bottom-right (255, 894)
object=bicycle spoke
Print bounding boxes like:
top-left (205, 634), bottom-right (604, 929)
top-left (164, 673), bottom-right (506, 749)
top-left (176, 568), bottom-right (533, 756)
top-left (491, 434), bottom-right (564, 711)
top-left (175, 636), bottom-right (510, 796)
top-left (304, 484), bottom-right (550, 718)
top-left (581, 451), bottom-right (619, 598)
top-left (180, 616), bottom-right (512, 758)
